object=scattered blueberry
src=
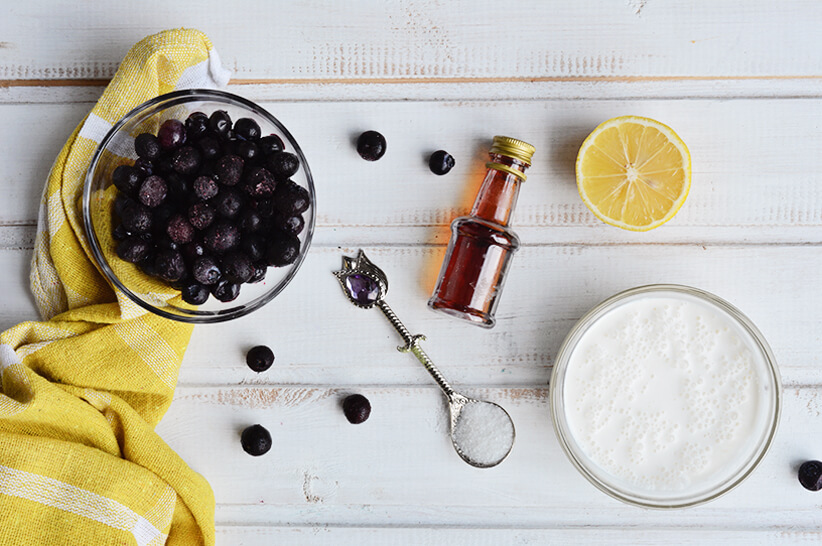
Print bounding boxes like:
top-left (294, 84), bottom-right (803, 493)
top-left (246, 345), bottom-right (274, 372)
top-left (157, 119), bottom-right (187, 150)
top-left (343, 394), bottom-right (371, 424)
top-left (356, 131), bottom-right (386, 161)
top-left (241, 424), bottom-right (272, 456)
top-left (799, 461), bottom-right (822, 491)
top-left (429, 150), bottom-right (456, 175)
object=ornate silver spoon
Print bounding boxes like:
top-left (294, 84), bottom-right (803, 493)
top-left (333, 250), bottom-right (515, 468)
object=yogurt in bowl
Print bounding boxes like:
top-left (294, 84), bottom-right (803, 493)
top-left (550, 285), bottom-right (781, 508)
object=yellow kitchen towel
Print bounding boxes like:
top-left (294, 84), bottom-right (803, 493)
top-left (0, 29), bottom-right (230, 545)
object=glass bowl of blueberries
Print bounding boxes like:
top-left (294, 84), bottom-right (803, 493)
top-left (83, 89), bottom-right (315, 323)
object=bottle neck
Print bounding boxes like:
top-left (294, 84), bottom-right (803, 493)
top-left (470, 153), bottom-right (528, 226)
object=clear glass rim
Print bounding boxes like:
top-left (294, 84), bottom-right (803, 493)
top-left (549, 284), bottom-right (782, 509)
top-left (82, 89), bottom-right (316, 324)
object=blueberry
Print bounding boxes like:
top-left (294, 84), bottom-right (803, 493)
top-left (138, 175), bottom-right (168, 208)
top-left (258, 134), bottom-right (284, 155)
top-left (238, 209), bottom-right (262, 233)
top-left (172, 146), bottom-right (201, 175)
top-left (197, 135), bottom-right (221, 160)
top-left (112, 165), bottom-right (141, 196)
top-left (185, 112), bottom-right (209, 140)
top-left (135, 133), bottom-right (162, 161)
top-left (253, 198), bottom-right (276, 219)
top-left (120, 201), bottom-right (152, 233)
top-left (181, 241), bottom-right (206, 263)
top-left (242, 234), bottom-right (266, 262)
top-left (246, 345), bottom-right (274, 372)
top-left (155, 237), bottom-right (179, 252)
top-left (193, 175), bottom-right (219, 201)
top-left (213, 189), bottom-right (243, 219)
top-left (138, 254), bottom-right (159, 277)
top-left (166, 214), bottom-right (195, 244)
top-left (133, 157), bottom-right (154, 178)
top-left (192, 255), bottom-right (221, 285)
top-left (241, 424), bottom-right (272, 456)
top-left (204, 221), bottom-right (240, 254)
top-left (249, 262), bottom-right (267, 283)
top-left (343, 394), bottom-right (371, 424)
top-left (267, 151), bottom-right (300, 179)
top-left (209, 110), bottom-right (232, 135)
top-left (215, 155), bottom-right (244, 186)
top-left (158, 119), bottom-right (187, 150)
top-left (236, 140), bottom-right (260, 162)
top-left (114, 194), bottom-right (133, 217)
top-left (266, 233), bottom-right (301, 267)
top-left (154, 249), bottom-right (186, 282)
top-left (274, 181), bottom-right (311, 215)
top-left (116, 236), bottom-right (151, 263)
top-left (212, 279), bottom-right (241, 302)
top-left (234, 118), bottom-right (262, 141)
top-left (223, 251), bottom-right (254, 283)
top-left (429, 150), bottom-right (455, 175)
top-left (356, 131), bottom-right (386, 161)
top-left (165, 172), bottom-right (189, 200)
top-left (112, 223), bottom-right (131, 241)
top-left (156, 157), bottom-right (175, 175)
top-left (799, 461), bottom-right (822, 491)
top-left (243, 166), bottom-right (277, 199)
top-left (188, 202), bottom-right (216, 230)
top-left (272, 213), bottom-right (305, 236)
top-left (181, 282), bottom-right (210, 305)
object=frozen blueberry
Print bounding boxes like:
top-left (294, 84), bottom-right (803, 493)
top-left (258, 134), bottom-right (284, 155)
top-left (234, 118), bottom-right (261, 141)
top-left (133, 157), bottom-right (154, 178)
top-left (197, 135), bottom-right (221, 160)
top-left (249, 262), bottom-right (267, 283)
top-left (204, 222), bottom-right (240, 254)
top-left (274, 181), bottom-right (311, 215)
top-left (246, 345), bottom-right (274, 372)
top-left (243, 166), bottom-right (276, 199)
top-left (188, 202), bottom-right (216, 230)
top-left (112, 223), bottom-right (131, 241)
top-left (166, 214), bottom-right (195, 244)
top-left (266, 233), bottom-right (301, 267)
top-left (223, 251), bottom-right (254, 283)
top-left (356, 131), bottom-right (386, 161)
top-left (343, 394), bottom-right (371, 424)
top-left (185, 112), bottom-right (209, 140)
top-left (120, 201), bottom-right (152, 233)
top-left (192, 255), bottom-right (221, 285)
top-left (138, 254), bottom-right (159, 277)
top-left (138, 175), bottom-right (168, 208)
top-left (240, 424), bottom-right (272, 456)
top-left (156, 157), bottom-right (175, 175)
top-left (236, 140), bottom-right (260, 162)
top-left (172, 146), bottom-right (201, 175)
top-left (116, 236), bottom-right (151, 263)
top-left (267, 151), bottom-right (300, 179)
top-left (212, 279), bottom-right (241, 302)
top-left (165, 172), bottom-right (189, 200)
top-left (429, 150), bottom-right (456, 175)
top-left (114, 194), bottom-right (133, 217)
top-left (215, 155), bottom-right (244, 186)
top-left (181, 282), bottom-right (210, 305)
top-left (238, 209), bottom-right (262, 233)
top-left (272, 213), bottom-right (305, 236)
top-left (112, 165), bottom-right (141, 196)
top-left (209, 110), bottom-right (232, 135)
top-left (242, 234), bottom-right (266, 262)
top-left (181, 241), bottom-right (206, 263)
top-left (154, 249), bottom-right (186, 282)
top-left (158, 119), bottom-right (187, 150)
top-left (193, 175), bottom-right (219, 201)
top-left (799, 461), bottom-right (822, 491)
top-left (213, 189), bottom-right (243, 219)
top-left (135, 133), bottom-right (162, 161)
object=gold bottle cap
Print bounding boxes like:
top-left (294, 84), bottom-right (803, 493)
top-left (490, 136), bottom-right (536, 166)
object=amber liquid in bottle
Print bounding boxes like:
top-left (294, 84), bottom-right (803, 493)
top-left (428, 142), bottom-right (532, 328)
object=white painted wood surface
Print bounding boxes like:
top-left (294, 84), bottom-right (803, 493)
top-left (3, 2), bottom-right (822, 544)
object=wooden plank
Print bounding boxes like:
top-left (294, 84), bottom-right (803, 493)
top-left (153, 384), bottom-right (822, 528)
top-left (1, 98), bottom-right (821, 240)
top-left (1, 1), bottom-right (821, 82)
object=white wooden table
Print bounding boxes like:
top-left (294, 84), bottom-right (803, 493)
top-left (3, 2), bottom-right (822, 544)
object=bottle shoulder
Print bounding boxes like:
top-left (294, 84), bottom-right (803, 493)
top-left (450, 216), bottom-right (521, 248)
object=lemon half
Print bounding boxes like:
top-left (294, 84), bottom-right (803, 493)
top-left (576, 116), bottom-right (691, 231)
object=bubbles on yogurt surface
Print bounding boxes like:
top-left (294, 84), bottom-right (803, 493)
top-left (564, 294), bottom-right (770, 495)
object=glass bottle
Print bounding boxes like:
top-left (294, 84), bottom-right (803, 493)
top-left (428, 136), bottom-right (535, 328)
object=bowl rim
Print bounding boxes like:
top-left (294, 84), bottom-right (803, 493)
top-left (548, 283), bottom-right (782, 509)
top-left (82, 88), bottom-right (316, 324)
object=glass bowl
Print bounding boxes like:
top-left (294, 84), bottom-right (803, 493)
top-left (83, 89), bottom-right (315, 323)
top-left (549, 284), bottom-right (781, 508)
